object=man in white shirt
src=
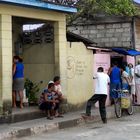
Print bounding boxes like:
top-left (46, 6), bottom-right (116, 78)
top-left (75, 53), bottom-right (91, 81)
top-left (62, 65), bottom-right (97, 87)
top-left (82, 67), bottom-right (110, 123)
top-left (135, 59), bottom-right (140, 105)
top-left (128, 63), bottom-right (136, 104)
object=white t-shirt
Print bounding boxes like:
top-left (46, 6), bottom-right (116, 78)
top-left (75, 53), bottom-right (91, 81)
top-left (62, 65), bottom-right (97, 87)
top-left (94, 72), bottom-right (110, 95)
top-left (122, 71), bottom-right (129, 84)
top-left (54, 84), bottom-right (62, 94)
top-left (135, 64), bottom-right (140, 84)
top-left (130, 68), bottom-right (135, 85)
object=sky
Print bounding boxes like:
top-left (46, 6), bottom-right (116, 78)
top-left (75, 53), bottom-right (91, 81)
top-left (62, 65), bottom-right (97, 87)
top-left (23, 24), bottom-right (44, 31)
top-left (134, 0), bottom-right (140, 4)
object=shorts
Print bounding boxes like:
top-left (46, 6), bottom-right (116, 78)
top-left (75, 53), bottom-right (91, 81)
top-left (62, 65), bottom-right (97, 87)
top-left (39, 102), bottom-right (53, 110)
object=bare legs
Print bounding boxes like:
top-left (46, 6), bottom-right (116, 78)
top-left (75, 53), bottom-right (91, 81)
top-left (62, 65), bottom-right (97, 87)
top-left (19, 90), bottom-right (23, 108)
top-left (12, 90), bottom-right (23, 109)
top-left (12, 91), bottom-right (17, 108)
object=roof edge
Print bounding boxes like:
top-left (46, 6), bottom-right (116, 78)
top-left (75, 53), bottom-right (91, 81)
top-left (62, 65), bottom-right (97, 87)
top-left (0, 0), bottom-right (77, 13)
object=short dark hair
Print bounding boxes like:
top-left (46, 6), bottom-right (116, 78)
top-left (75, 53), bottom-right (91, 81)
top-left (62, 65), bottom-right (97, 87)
top-left (123, 61), bottom-right (128, 66)
top-left (97, 67), bottom-right (104, 72)
top-left (48, 83), bottom-right (54, 89)
top-left (13, 56), bottom-right (20, 60)
top-left (113, 61), bottom-right (118, 66)
top-left (53, 76), bottom-right (60, 82)
top-left (121, 66), bottom-right (126, 71)
top-left (128, 63), bottom-right (133, 68)
top-left (13, 56), bottom-right (23, 62)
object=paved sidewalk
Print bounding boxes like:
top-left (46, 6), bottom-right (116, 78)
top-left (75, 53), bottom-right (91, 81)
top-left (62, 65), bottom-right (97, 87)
top-left (0, 106), bottom-right (140, 140)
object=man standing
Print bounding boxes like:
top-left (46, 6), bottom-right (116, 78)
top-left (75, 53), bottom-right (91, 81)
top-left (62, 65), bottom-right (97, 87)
top-left (108, 62), bottom-right (121, 100)
top-left (82, 67), bottom-right (110, 123)
top-left (135, 59), bottom-right (140, 105)
top-left (128, 63), bottom-right (136, 104)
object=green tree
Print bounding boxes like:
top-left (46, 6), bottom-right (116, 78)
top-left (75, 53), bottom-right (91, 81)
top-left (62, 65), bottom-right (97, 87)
top-left (67, 0), bottom-right (138, 23)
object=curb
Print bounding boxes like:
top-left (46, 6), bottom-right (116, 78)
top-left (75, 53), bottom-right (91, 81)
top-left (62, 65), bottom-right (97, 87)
top-left (0, 106), bottom-right (140, 140)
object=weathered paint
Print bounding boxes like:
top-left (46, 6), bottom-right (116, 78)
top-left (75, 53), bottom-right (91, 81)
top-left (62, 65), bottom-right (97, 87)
top-left (0, 14), bottom-right (13, 115)
top-left (0, 3), bottom-right (67, 115)
top-left (66, 42), bottom-right (93, 106)
top-left (0, 0), bottom-right (77, 13)
top-left (23, 43), bottom-right (55, 91)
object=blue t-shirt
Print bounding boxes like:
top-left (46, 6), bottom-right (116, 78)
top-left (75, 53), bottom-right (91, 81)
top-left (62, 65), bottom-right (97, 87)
top-left (13, 62), bottom-right (24, 79)
top-left (44, 89), bottom-right (53, 100)
top-left (110, 66), bottom-right (121, 84)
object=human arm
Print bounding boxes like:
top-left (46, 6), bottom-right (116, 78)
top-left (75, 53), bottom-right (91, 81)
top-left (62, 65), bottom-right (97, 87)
top-left (44, 93), bottom-right (59, 103)
top-left (93, 76), bottom-right (97, 79)
top-left (55, 85), bottom-right (62, 97)
top-left (93, 73), bottom-right (98, 79)
top-left (107, 75), bottom-right (110, 85)
top-left (107, 67), bottom-right (112, 76)
top-left (135, 66), bottom-right (140, 78)
top-left (130, 69), bottom-right (134, 82)
top-left (13, 63), bottom-right (16, 76)
top-left (122, 72), bottom-right (131, 84)
top-left (125, 77), bottom-right (131, 85)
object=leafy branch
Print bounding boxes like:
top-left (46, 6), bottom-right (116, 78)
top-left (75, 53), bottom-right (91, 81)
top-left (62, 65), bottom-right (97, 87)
top-left (67, 0), bottom-right (138, 24)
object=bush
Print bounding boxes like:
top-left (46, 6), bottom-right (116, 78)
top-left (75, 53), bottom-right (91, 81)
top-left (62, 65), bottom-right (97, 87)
top-left (24, 79), bottom-right (43, 105)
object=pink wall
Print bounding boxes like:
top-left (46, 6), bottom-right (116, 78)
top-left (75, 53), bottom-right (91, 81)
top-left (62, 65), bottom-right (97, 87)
top-left (127, 56), bottom-right (135, 66)
top-left (93, 53), bottom-right (111, 107)
top-left (93, 53), bottom-right (135, 107)
top-left (93, 54), bottom-right (110, 74)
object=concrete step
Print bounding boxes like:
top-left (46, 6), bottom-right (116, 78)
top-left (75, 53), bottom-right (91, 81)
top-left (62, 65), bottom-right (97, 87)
top-left (0, 106), bottom-right (140, 139)
top-left (0, 106), bottom-right (140, 140)
top-left (0, 106), bottom-right (46, 124)
top-left (0, 109), bottom-right (99, 140)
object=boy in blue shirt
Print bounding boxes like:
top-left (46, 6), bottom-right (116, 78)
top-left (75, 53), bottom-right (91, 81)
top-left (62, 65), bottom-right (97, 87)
top-left (39, 83), bottom-right (59, 120)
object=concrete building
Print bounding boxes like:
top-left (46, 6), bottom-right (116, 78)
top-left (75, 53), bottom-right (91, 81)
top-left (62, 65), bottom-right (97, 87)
top-left (0, 0), bottom-right (78, 116)
top-left (0, 0), bottom-right (98, 119)
top-left (68, 13), bottom-right (140, 68)
top-left (68, 16), bottom-right (133, 49)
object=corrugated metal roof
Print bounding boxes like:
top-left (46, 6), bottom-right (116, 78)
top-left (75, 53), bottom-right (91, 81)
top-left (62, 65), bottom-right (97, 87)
top-left (67, 31), bottom-right (98, 47)
top-left (0, 0), bottom-right (77, 13)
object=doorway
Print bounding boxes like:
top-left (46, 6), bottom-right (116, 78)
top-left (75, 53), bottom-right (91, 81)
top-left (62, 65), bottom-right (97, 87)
top-left (111, 56), bottom-right (124, 68)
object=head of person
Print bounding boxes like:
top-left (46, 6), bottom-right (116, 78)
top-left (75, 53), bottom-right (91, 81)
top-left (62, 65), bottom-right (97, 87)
top-left (113, 61), bottom-right (118, 67)
top-left (123, 61), bottom-right (128, 67)
top-left (19, 57), bottom-right (23, 63)
top-left (48, 83), bottom-right (54, 91)
top-left (48, 81), bottom-right (54, 84)
top-left (128, 63), bottom-right (133, 68)
top-left (97, 67), bottom-right (104, 72)
top-left (53, 76), bottom-right (60, 85)
top-left (121, 66), bottom-right (125, 72)
top-left (13, 56), bottom-right (20, 63)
